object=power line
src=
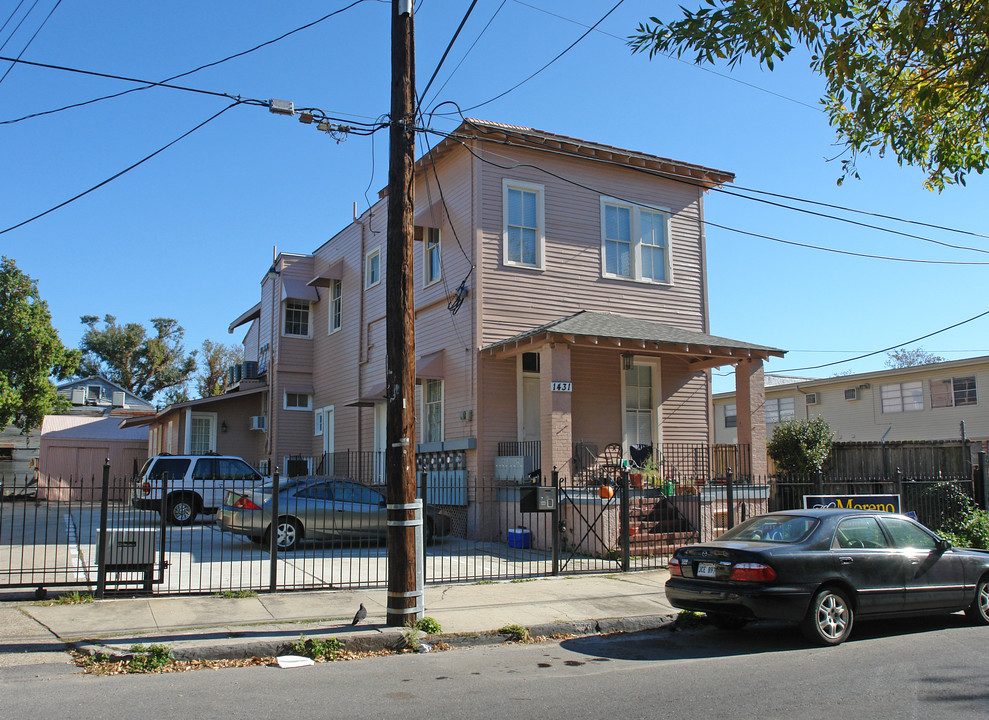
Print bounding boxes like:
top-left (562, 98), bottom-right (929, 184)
top-left (772, 309), bottom-right (989, 373)
top-left (424, 124), bottom-right (989, 266)
top-left (0, 101), bottom-right (244, 236)
top-left (0, 0), bottom-right (39, 54)
top-left (452, 0), bottom-right (626, 115)
top-left (0, 0), bottom-right (30, 44)
top-left (417, 0), bottom-right (480, 108)
top-left (1, 0), bottom-right (372, 126)
top-left (0, 54), bottom-right (269, 105)
top-left (0, 0), bottom-right (60, 87)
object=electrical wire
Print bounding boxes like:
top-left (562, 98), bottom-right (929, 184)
top-left (0, 0), bottom-right (30, 44)
top-left (772, 308), bottom-right (989, 373)
top-left (452, 0), bottom-right (625, 115)
top-left (417, 0), bottom-right (479, 108)
top-left (1, 0), bottom-right (372, 126)
top-left (0, 0), bottom-right (39, 54)
top-left (0, 0), bottom-right (60, 87)
top-left (0, 55), bottom-right (269, 105)
top-left (0, 101), bottom-right (244, 236)
top-left (423, 124), bottom-right (989, 266)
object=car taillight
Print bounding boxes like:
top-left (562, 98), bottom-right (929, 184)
top-left (730, 563), bottom-right (776, 582)
top-left (669, 556), bottom-right (683, 576)
top-left (142, 482), bottom-right (151, 494)
top-left (232, 496), bottom-right (261, 511)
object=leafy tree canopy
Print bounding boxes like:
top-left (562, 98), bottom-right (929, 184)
top-left (195, 339), bottom-right (243, 399)
top-left (885, 347), bottom-right (945, 368)
top-left (0, 256), bottom-right (80, 431)
top-left (631, 1), bottom-right (989, 190)
top-left (768, 416), bottom-right (835, 475)
top-left (78, 314), bottom-right (196, 401)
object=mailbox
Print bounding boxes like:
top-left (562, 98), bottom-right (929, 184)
top-left (519, 486), bottom-right (556, 513)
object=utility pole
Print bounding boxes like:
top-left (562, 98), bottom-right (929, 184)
top-left (385, 0), bottom-right (419, 627)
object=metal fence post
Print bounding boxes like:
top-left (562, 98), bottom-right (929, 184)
top-left (551, 468), bottom-right (560, 576)
top-left (268, 470), bottom-right (280, 593)
top-left (95, 459), bottom-right (111, 599)
top-left (726, 468), bottom-right (735, 530)
top-left (620, 469), bottom-right (630, 572)
top-left (977, 452), bottom-right (988, 511)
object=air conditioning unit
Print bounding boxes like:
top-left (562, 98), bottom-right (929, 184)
top-left (844, 388), bottom-right (858, 401)
top-left (806, 393), bottom-right (818, 406)
top-left (250, 415), bottom-right (267, 431)
top-left (70, 387), bottom-right (86, 405)
top-left (111, 391), bottom-right (125, 407)
top-left (242, 361), bottom-right (258, 379)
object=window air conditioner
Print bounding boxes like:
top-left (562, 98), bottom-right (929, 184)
top-left (806, 393), bottom-right (818, 406)
top-left (250, 416), bottom-right (267, 431)
top-left (844, 388), bottom-right (858, 401)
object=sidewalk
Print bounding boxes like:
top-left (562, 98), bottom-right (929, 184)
top-left (0, 570), bottom-right (675, 666)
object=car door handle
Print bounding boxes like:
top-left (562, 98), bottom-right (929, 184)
top-left (839, 557), bottom-right (854, 564)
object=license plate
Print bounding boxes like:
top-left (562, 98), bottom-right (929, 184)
top-left (697, 562), bottom-right (717, 578)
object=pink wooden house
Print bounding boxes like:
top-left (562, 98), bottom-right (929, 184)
top-left (127, 119), bottom-right (782, 505)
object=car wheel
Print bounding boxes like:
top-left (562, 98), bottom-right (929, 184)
top-left (965, 576), bottom-right (989, 625)
top-left (167, 494), bottom-right (198, 526)
top-left (266, 518), bottom-right (302, 552)
top-left (708, 613), bottom-right (748, 631)
top-left (802, 587), bottom-right (854, 646)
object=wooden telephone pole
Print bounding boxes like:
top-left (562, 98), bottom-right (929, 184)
top-left (385, 0), bottom-right (419, 627)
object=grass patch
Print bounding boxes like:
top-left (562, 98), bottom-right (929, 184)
top-left (213, 590), bottom-right (258, 599)
top-left (510, 578), bottom-right (536, 583)
top-left (288, 635), bottom-right (345, 661)
top-left (127, 644), bottom-right (174, 673)
top-left (473, 580), bottom-right (494, 585)
top-left (498, 623), bottom-right (532, 643)
top-left (38, 591), bottom-right (94, 606)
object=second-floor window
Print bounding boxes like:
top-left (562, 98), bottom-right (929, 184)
top-left (766, 397), bottom-right (795, 424)
top-left (424, 227), bottom-right (441, 286)
top-left (503, 180), bottom-right (544, 269)
top-left (601, 198), bottom-right (671, 283)
top-left (724, 403), bottom-right (737, 429)
top-left (285, 392), bottom-right (312, 411)
top-left (881, 381), bottom-right (923, 413)
top-left (365, 248), bottom-right (381, 289)
top-left (931, 376), bottom-right (977, 408)
top-left (423, 379), bottom-right (443, 443)
top-left (328, 279), bottom-right (342, 334)
top-left (284, 300), bottom-right (310, 337)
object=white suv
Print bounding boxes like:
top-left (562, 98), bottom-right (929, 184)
top-left (133, 454), bottom-right (265, 525)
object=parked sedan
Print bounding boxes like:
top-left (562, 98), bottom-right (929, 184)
top-left (665, 509), bottom-right (989, 645)
top-left (218, 478), bottom-right (452, 551)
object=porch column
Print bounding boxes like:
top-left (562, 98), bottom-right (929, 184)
top-left (735, 358), bottom-right (767, 479)
top-left (539, 343), bottom-right (572, 483)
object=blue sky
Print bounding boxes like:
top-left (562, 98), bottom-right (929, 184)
top-left (3, 0), bottom-right (987, 397)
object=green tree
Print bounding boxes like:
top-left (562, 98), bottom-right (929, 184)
top-left (78, 315), bottom-right (196, 401)
top-left (631, 1), bottom-right (989, 190)
top-left (767, 417), bottom-right (835, 476)
top-left (885, 347), bottom-right (945, 368)
top-left (195, 339), bottom-right (243, 398)
top-left (0, 257), bottom-right (80, 431)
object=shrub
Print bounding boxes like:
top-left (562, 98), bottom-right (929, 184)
top-left (767, 417), bottom-right (834, 476)
top-left (128, 643), bottom-right (174, 673)
top-left (940, 505), bottom-right (989, 550)
top-left (288, 635), bottom-right (344, 661)
top-left (414, 616), bottom-right (442, 634)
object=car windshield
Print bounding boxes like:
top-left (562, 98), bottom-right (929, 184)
top-left (717, 515), bottom-right (819, 543)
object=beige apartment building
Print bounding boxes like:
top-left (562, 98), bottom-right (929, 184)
top-left (125, 119), bottom-right (783, 506)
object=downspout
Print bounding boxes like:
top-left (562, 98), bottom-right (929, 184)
top-left (357, 207), bottom-right (368, 451)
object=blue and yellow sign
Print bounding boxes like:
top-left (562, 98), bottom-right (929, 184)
top-left (803, 494), bottom-right (901, 513)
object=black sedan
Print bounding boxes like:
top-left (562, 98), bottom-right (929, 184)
top-left (665, 509), bottom-right (989, 645)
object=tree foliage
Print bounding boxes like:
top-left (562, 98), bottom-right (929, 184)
top-left (767, 416), bottom-right (835, 475)
top-left (631, 1), bottom-right (989, 190)
top-left (195, 339), bottom-right (243, 399)
top-left (885, 347), bottom-right (945, 368)
top-left (78, 314), bottom-right (196, 401)
top-left (0, 257), bottom-right (80, 431)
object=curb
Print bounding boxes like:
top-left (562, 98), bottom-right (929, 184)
top-left (70, 614), bottom-right (677, 663)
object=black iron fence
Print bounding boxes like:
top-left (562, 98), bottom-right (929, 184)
top-left (1, 462), bottom-right (981, 597)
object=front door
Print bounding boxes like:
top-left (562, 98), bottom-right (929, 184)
top-left (623, 360), bottom-right (660, 456)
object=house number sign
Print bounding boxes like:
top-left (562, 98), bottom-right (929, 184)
top-left (551, 382), bottom-right (572, 392)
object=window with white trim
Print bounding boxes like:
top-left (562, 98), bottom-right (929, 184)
top-left (503, 180), bottom-right (544, 269)
top-left (423, 227), bottom-right (441, 286)
top-left (284, 392), bottom-right (312, 411)
top-left (284, 300), bottom-right (311, 337)
top-left (765, 397), bottom-right (795, 424)
top-left (328, 279), bottom-right (342, 334)
top-left (724, 403), bottom-right (737, 429)
top-left (601, 198), bottom-right (671, 283)
top-left (931, 376), bottom-right (977, 408)
top-left (423, 379), bottom-right (443, 443)
top-left (365, 247), bottom-right (381, 289)
top-left (881, 381), bottom-right (923, 413)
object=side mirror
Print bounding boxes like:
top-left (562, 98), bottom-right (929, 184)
top-left (938, 536), bottom-right (952, 551)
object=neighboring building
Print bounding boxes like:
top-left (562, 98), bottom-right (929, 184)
top-left (714, 355), bottom-right (989, 447)
top-left (125, 119), bottom-right (784, 501)
top-left (1, 376), bottom-right (155, 496)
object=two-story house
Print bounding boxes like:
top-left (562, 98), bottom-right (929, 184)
top-left (125, 119), bottom-right (783, 517)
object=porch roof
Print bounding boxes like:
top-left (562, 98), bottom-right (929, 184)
top-left (118, 386), bottom-right (268, 428)
top-left (481, 311), bottom-right (785, 371)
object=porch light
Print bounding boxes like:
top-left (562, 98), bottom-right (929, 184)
top-left (622, 353), bottom-right (634, 371)
top-left (221, 421), bottom-right (228, 433)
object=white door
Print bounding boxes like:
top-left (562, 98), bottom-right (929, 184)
top-left (623, 361), bottom-right (661, 454)
top-left (321, 406), bottom-right (335, 464)
top-left (521, 376), bottom-right (541, 442)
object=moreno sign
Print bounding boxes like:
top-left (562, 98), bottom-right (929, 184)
top-left (804, 494), bottom-right (901, 513)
